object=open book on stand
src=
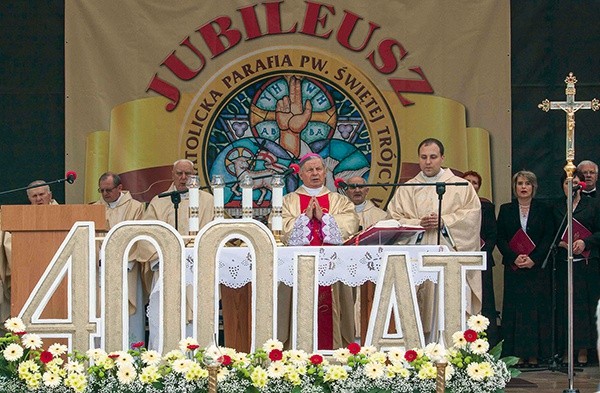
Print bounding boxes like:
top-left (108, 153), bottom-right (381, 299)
top-left (344, 219), bottom-right (425, 245)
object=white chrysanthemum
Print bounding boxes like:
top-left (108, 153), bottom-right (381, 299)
top-left (387, 348), bottom-right (405, 365)
top-left (417, 362), bottom-right (437, 379)
top-left (24, 372), bottom-right (42, 390)
top-left (163, 349), bottom-right (185, 363)
top-left (86, 348), bottom-right (107, 362)
top-left (467, 314), bottom-right (490, 333)
top-left (48, 343), bottom-right (68, 357)
top-left (140, 365), bottom-right (161, 384)
top-left (141, 350), bottom-right (162, 366)
top-left (21, 333), bottom-right (43, 350)
top-left (369, 351), bottom-right (387, 364)
top-left (251, 366), bottom-right (268, 388)
top-left (64, 372), bottom-right (87, 392)
top-left (364, 361), bottom-right (385, 379)
top-left (470, 339), bottom-right (490, 355)
top-left (117, 362), bottom-right (137, 384)
top-left (332, 348), bottom-right (351, 363)
top-left (445, 363), bottom-right (455, 380)
top-left (268, 361), bottom-right (286, 378)
top-left (323, 365), bottom-right (348, 381)
top-left (466, 362), bottom-right (486, 381)
top-left (359, 345), bottom-right (377, 355)
top-left (217, 367), bottom-right (230, 382)
top-left (45, 359), bottom-right (64, 376)
top-left (178, 337), bottom-right (199, 353)
top-left (286, 370), bottom-right (302, 385)
top-left (286, 349), bottom-right (308, 364)
top-left (172, 358), bottom-right (191, 374)
top-left (452, 331), bottom-right (468, 348)
top-left (4, 317), bottom-right (26, 332)
top-left (3, 343), bottom-right (24, 361)
top-left (42, 371), bottom-right (62, 387)
top-left (262, 338), bottom-right (283, 352)
top-left (18, 359), bottom-right (40, 373)
top-left (64, 360), bottom-right (85, 374)
top-left (424, 342), bottom-right (446, 362)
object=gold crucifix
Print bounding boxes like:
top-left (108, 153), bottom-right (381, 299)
top-left (538, 72), bottom-right (599, 176)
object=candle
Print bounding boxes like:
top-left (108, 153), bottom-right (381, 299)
top-left (187, 175), bottom-right (200, 233)
top-left (241, 174), bottom-right (253, 218)
top-left (211, 175), bottom-right (225, 219)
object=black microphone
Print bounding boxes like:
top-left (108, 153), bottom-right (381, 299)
top-left (281, 167), bottom-right (296, 177)
top-left (158, 188), bottom-right (188, 198)
top-left (573, 184), bottom-right (582, 192)
top-left (335, 180), bottom-right (348, 190)
top-left (66, 171), bottom-right (77, 184)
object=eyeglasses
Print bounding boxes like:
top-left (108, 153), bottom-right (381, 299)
top-left (347, 185), bottom-right (366, 189)
top-left (98, 187), bottom-right (117, 193)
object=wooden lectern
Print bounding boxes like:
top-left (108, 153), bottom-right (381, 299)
top-left (1, 204), bottom-right (106, 317)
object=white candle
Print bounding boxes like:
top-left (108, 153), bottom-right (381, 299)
top-left (272, 215), bottom-right (282, 231)
top-left (213, 187), bottom-right (224, 209)
top-left (242, 187), bottom-right (253, 210)
top-left (272, 185), bottom-right (283, 208)
top-left (189, 187), bottom-right (199, 232)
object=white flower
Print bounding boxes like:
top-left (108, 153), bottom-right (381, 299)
top-left (179, 337), bottom-right (199, 353)
top-left (445, 363), bottom-right (455, 380)
top-left (117, 362), bottom-right (137, 384)
top-left (332, 347), bottom-right (351, 363)
top-left (359, 345), bottom-right (377, 355)
top-left (4, 317), bottom-right (26, 332)
top-left (217, 367), bottom-right (229, 382)
top-left (417, 362), bottom-right (437, 379)
top-left (3, 343), bottom-right (24, 361)
top-left (387, 348), bottom-right (405, 365)
top-left (469, 338), bottom-right (490, 355)
top-left (262, 338), bottom-right (283, 352)
top-left (141, 350), bottom-right (162, 366)
top-left (251, 366), bottom-right (268, 388)
top-left (286, 349), bottom-right (308, 364)
top-left (113, 351), bottom-right (134, 366)
top-left (43, 371), bottom-right (62, 387)
top-left (172, 358), bottom-right (191, 374)
top-left (479, 361), bottom-right (495, 378)
top-left (364, 361), bottom-right (385, 379)
top-left (64, 360), bottom-right (85, 374)
top-left (268, 361), bottom-right (286, 378)
top-left (467, 314), bottom-right (490, 333)
top-left (64, 371), bottom-right (87, 392)
top-left (424, 342), bottom-right (446, 362)
top-left (369, 351), bottom-right (387, 364)
top-left (21, 333), bottom-right (43, 350)
top-left (48, 343), bottom-right (68, 357)
top-left (452, 331), bottom-right (467, 348)
top-left (163, 349), bottom-right (185, 363)
top-left (466, 362), bottom-right (487, 381)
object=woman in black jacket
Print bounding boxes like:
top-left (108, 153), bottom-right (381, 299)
top-left (497, 170), bottom-right (553, 367)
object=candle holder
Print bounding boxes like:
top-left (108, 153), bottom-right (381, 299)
top-left (240, 174), bottom-right (254, 219)
top-left (186, 175), bottom-right (200, 235)
top-left (211, 175), bottom-right (225, 220)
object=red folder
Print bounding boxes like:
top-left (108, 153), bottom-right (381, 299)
top-left (508, 228), bottom-right (535, 270)
top-left (344, 221), bottom-right (425, 246)
top-left (561, 218), bottom-right (592, 258)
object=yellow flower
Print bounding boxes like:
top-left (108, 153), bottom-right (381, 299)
top-left (324, 365), bottom-right (348, 381)
top-left (24, 372), bottom-right (42, 389)
top-left (369, 351), bottom-right (387, 364)
top-left (163, 349), bottom-right (185, 363)
top-left (140, 365), bottom-right (161, 384)
top-left (417, 362), bottom-right (437, 379)
top-left (184, 362), bottom-right (204, 381)
top-left (3, 343), bottom-right (24, 361)
top-left (65, 372), bottom-right (87, 392)
top-left (479, 361), bottom-right (494, 378)
top-left (285, 370), bottom-right (302, 385)
top-left (250, 366), bottom-right (268, 388)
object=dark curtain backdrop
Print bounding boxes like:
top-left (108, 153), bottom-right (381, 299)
top-left (1, 1), bottom-right (599, 205)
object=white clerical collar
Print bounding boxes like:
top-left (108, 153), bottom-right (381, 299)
top-left (355, 201), bottom-right (367, 213)
top-left (422, 168), bottom-right (445, 183)
top-left (302, 185), bottom-right (324, 196)
top-left (583, 187), bottom-right (596, 194)
top-left (107, 192), bottom-right (124, 209)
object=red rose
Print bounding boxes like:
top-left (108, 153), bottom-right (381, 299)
top-left (108, 353), bottom-right (120, 359)
top-left (187, 344), bottom-right (200, 351)
top-left (39, 350), bottom-right (53, 364)
top-left (218, 355), bottom-right (232, 366)
top-left (347, 342), bottom-right (361, 355)
top-left (269, 349), bottom-right (283, 361)
top-left (310, 354), bottom-right (323, 365)
top-left (404, 350), bottom-right (418, 362)
top-left (464, 329), bottom-right (478, 343)
top-left (131, 341), bottom-right (144, 349)
top-left (15, 331), bottom-right (26, 336)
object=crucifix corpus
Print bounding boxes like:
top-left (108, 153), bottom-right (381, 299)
top-left (538, 72), bottom-right (598, 393)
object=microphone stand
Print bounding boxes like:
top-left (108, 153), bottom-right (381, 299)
top-left (171, 192), bottom-right (181, 232)
top-left (0, 176), bottom-right (73, 197)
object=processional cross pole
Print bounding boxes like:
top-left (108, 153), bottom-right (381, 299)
top-left (538, 73), bottom-right (599, 393)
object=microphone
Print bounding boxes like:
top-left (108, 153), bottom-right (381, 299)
top-left (572, 184), bottom-right (582, 194)
top-left (66, 171), bottom-right (77, 184)
top-left (334, 179), bottom-right (348, 190)
top-left (280, 167), bottom-right (296, 177)
top-left (158, 189), bottom-right (188, 198)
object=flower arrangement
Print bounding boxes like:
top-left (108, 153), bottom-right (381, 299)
top-left (0, 315), bottom-right (519, 393)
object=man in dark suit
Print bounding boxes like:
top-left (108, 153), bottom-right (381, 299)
top-left (577, 160), bottom-right (598, 198)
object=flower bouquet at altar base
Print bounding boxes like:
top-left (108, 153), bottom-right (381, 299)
top-left (0, 314), bottom-right (520, 393)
